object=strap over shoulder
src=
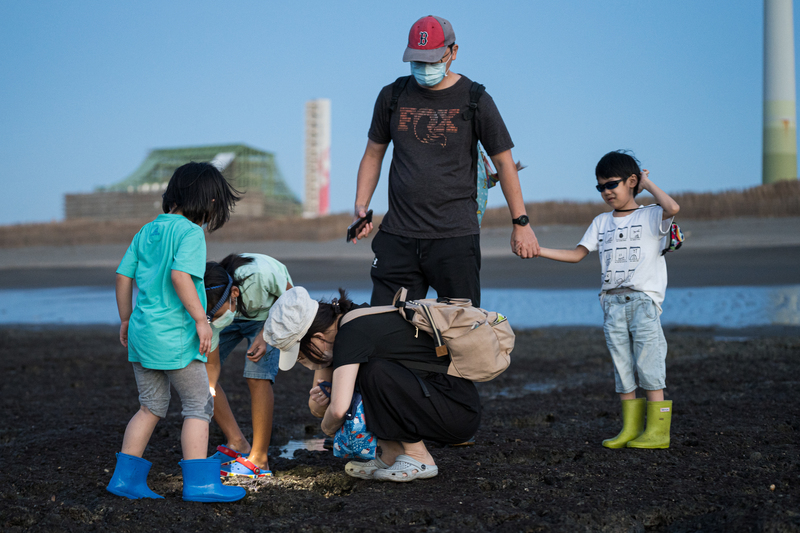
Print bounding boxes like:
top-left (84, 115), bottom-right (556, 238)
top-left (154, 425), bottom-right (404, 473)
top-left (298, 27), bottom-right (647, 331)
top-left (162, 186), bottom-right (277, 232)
top-left (339, 287), bottom-right (412, 327)
top-left (389, 76), bottom-right (412, 113)
top-left (462, 81), bottom-right (486, 121)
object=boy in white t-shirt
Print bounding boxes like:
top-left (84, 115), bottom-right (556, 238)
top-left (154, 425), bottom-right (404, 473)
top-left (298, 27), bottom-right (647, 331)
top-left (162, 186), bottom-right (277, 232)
top-left (538, 151), bottom-right (680, 449)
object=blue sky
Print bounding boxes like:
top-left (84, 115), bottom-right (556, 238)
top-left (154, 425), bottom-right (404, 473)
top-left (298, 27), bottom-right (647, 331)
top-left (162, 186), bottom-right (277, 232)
top-left (0, 0), bottom-right (785, 225)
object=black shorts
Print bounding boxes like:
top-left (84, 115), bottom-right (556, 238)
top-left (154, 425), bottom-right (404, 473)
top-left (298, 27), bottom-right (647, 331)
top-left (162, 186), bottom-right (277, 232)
top-left (369, 230), bottom-right (481, 306)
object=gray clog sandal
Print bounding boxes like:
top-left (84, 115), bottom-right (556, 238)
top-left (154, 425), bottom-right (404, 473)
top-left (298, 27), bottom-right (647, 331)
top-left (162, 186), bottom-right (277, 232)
top-left (345, 456), bottom-right (390, 479)
top-left (372, 454), bottom-right (438, 482)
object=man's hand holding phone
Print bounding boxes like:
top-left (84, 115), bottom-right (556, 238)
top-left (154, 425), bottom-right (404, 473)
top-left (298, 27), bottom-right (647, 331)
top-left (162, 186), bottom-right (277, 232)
top-left (348, 207), bottom-right (374, 243)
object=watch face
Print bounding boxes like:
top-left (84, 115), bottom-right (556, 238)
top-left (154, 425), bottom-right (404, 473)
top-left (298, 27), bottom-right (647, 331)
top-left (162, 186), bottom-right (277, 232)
top-left (515, 215), bottom-right (529, 226)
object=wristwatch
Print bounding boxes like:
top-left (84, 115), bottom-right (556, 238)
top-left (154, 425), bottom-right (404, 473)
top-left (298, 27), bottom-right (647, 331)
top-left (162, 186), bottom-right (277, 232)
top-left (512, 215), bottom-right (530, 227)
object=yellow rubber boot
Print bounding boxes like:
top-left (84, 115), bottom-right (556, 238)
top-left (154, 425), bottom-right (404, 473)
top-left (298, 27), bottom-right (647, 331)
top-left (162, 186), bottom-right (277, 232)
top-left (602, 398), bottom-right (645, 449)
top-left (627, 400), bottom-right (673, 449)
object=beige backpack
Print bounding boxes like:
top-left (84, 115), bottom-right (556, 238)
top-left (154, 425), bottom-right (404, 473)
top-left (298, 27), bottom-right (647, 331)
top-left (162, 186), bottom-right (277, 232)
top-left (340, 288), bottom-right (514, 382)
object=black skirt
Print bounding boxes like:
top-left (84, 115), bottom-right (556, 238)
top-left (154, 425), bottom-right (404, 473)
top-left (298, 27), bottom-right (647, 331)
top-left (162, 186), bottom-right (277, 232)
top-left (357, 358), bottom-right (481, 444)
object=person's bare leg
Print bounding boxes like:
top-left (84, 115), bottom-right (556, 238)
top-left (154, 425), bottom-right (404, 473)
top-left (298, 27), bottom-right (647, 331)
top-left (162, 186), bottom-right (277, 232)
top-left (212, 384), bottom-right (251, 454)
top-left (401, 440), bottom-right (435, 466)
top-left (620, 391), bottom-right (637, 400)
top-left (181, 418), bottom-right (210, 460)
top-left (120, 406), bottom-right (160, 457)
top-left (377, 439), bottom-right (404, 465)
top-left (246, 378), bottom-right (273, 470)
top-left (645, 388), bottom-right (665, 402)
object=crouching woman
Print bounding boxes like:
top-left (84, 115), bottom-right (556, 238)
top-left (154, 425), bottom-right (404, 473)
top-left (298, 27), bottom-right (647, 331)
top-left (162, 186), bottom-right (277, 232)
top-left (263, 287), bottom-right (481, 482)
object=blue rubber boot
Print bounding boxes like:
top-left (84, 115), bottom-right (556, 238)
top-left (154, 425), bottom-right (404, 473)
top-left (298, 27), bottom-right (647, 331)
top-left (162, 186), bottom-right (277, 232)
top-left (107, 452), bottom-right (164, 499)
top-left (179, 459), bottom-right (247, 502)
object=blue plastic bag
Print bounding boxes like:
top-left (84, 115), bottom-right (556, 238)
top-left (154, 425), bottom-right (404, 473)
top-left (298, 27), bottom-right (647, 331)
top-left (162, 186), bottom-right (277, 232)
top-left (476, 144), bottom-right (498, 227)
top-left (318, 381), bottom-right (377, 460)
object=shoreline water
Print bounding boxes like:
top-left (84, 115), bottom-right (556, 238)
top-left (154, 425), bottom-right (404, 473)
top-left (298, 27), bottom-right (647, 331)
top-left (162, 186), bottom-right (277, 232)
top-left (3, 284), bottom-right (799, 329)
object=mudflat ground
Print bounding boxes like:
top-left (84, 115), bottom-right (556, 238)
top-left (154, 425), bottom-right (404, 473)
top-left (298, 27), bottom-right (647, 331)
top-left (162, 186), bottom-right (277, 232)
top-left (1, 325), bottom-right (798, 532)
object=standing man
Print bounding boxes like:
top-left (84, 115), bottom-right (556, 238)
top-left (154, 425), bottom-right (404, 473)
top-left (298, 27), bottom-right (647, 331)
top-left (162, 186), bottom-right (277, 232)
top-left (352, 15), bottom-right (539, 306)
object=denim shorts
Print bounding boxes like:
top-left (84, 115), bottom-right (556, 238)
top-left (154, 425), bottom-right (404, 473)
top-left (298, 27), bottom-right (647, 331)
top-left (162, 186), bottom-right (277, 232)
top-left (132, 360), bottom-right (214, 422)
top-left (602, 290), bottom-right (667, 393)
top-left (218, 318), bottom-right (279, 382)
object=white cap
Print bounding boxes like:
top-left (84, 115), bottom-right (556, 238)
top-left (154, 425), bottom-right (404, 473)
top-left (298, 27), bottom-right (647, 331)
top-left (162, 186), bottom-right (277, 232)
top-left (262, 287), bottom-right (319, 371)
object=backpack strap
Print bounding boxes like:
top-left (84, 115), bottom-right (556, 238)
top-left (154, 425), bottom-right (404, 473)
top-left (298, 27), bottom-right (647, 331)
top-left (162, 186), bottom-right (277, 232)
top-left (462, 81), bottom-right (486, 121)
top-left (339, 305), bottom-right (396, 327)
top-left (462, 81), bottom-right (486, 175)
top-left (339, 288), bottom-right (410, 327)
top-left (389, 76), bottom-right (412, 113)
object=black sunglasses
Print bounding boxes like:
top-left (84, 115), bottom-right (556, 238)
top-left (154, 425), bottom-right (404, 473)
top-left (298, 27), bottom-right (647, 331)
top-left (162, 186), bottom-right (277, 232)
top-left (595, 179), bottom-right (625, 192)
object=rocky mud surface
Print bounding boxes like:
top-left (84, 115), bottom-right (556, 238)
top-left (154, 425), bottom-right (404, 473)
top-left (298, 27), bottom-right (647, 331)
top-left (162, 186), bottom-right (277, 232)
top-left (1, 326), bottom-right (798, 532)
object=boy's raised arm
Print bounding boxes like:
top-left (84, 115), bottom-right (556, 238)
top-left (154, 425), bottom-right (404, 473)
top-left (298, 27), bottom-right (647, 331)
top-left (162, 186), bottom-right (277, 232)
top-left (171, 270), bottom-right (212, 356)
top-left (538, 245), bottom-right (590, 263)
top-left (116, 273), bottom-right (134, 347)
top-left (639, 170), bottom-right (680, 219)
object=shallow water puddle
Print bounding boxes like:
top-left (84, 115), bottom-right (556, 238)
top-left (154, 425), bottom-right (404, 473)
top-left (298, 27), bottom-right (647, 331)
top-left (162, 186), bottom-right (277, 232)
top-left (278, 438), bottom-right (327, 459)
top-left (487, 381), bottom-right (560, 400)
top-left (712, 336), bottom-right (754, 342)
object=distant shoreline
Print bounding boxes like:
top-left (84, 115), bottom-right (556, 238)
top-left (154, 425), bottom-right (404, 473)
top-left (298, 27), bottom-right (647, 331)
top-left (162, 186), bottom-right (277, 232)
top-left (2, 181), bottom-right (798, 249)
top-left (2, 244), bottom-right (798, 291)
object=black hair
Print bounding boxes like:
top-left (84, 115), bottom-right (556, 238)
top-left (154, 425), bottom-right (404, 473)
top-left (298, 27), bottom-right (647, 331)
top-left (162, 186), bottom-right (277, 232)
top-left (595, 150), bottom-right (642, 197)
top-left (162, 162), bottom-right (241, 232)
top-left (204, 254), bottom-right (256, 319)
top-left (299, 288), bottom-right (356, 364)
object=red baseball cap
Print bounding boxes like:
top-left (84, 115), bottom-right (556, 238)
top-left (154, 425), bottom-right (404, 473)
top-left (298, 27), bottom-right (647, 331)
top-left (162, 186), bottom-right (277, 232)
top-left (403, 15), bottom-right (456, 63)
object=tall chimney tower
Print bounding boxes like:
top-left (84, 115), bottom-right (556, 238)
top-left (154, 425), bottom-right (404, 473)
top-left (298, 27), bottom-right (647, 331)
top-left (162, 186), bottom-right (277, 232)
top-left (304, 99), bottom-right (331, 218)
top-left (763, 0), bottom-right (798, 184)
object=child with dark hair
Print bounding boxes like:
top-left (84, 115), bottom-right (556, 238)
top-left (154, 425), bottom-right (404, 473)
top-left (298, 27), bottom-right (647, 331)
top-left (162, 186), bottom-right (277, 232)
top-left (537, 151), bottom-right (681, 449)
top-left (203, 253), bottom-right (293, 478)
top-left (108, 162), bottom-right (245, 502)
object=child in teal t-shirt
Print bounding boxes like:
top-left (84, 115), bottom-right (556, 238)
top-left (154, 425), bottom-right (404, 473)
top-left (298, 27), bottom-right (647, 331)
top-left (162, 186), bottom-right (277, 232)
top-left (107, 161), bottom-right (246, 503)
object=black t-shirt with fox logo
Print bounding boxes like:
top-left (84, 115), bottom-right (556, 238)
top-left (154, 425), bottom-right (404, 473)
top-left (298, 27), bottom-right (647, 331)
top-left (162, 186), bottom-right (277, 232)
top-left (368, 75), bottom-right (514, 239)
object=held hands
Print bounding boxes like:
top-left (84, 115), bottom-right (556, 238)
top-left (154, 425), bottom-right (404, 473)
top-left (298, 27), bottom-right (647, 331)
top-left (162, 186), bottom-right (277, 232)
top-left (511, 224), bottom-right (540, 259)
top-left (196, 320), bottom-right (212, 356)
top-left (119, 320), bottom-right (129, 348)
top-left (350, 205), bottom-right (374, 243)
top-left (246, 334), bottom-right (268, 362)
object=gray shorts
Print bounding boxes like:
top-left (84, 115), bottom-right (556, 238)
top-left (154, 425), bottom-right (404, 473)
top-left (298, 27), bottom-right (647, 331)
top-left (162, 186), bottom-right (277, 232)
top-left (132, 361), bottom-right (214, 422)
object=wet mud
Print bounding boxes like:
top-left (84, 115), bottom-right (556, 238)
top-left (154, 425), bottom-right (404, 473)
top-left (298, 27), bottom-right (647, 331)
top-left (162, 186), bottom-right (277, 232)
top-left (1, 326), bottom-right (798, 532)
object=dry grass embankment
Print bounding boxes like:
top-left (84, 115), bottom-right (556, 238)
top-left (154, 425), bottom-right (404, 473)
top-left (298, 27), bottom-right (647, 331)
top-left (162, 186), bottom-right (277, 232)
top-left (1, 181), bottom-right (798, 248)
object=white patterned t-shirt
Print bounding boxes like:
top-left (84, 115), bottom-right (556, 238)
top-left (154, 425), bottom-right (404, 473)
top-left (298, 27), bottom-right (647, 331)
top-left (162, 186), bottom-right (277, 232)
top-left (578, 205), bottom-right (673, 311)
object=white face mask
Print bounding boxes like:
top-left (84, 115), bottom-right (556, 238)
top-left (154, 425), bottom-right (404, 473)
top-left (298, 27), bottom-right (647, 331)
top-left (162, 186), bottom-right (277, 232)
top-left (211, 309), bottom-right (235, 330)
top-left (210, 296), bottom-right (236, 330)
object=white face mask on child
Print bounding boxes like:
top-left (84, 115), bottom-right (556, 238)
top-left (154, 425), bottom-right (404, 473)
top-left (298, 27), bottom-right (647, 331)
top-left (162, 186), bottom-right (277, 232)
top-left (211, 296), bottom-right (237, 330)
top-left (211, 309), bottom-right (235, 330)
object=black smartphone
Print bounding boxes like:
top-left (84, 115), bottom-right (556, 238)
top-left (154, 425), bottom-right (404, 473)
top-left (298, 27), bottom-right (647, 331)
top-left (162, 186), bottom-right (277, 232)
top-left (346, 209), bottom-right (373, 241)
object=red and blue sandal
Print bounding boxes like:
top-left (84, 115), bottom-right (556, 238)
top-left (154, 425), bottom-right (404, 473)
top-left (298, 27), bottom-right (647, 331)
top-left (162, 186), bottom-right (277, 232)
top-left (220, 457), bottom-right (272, 478)
top-left (209, 445), bottom-right (248, 465)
